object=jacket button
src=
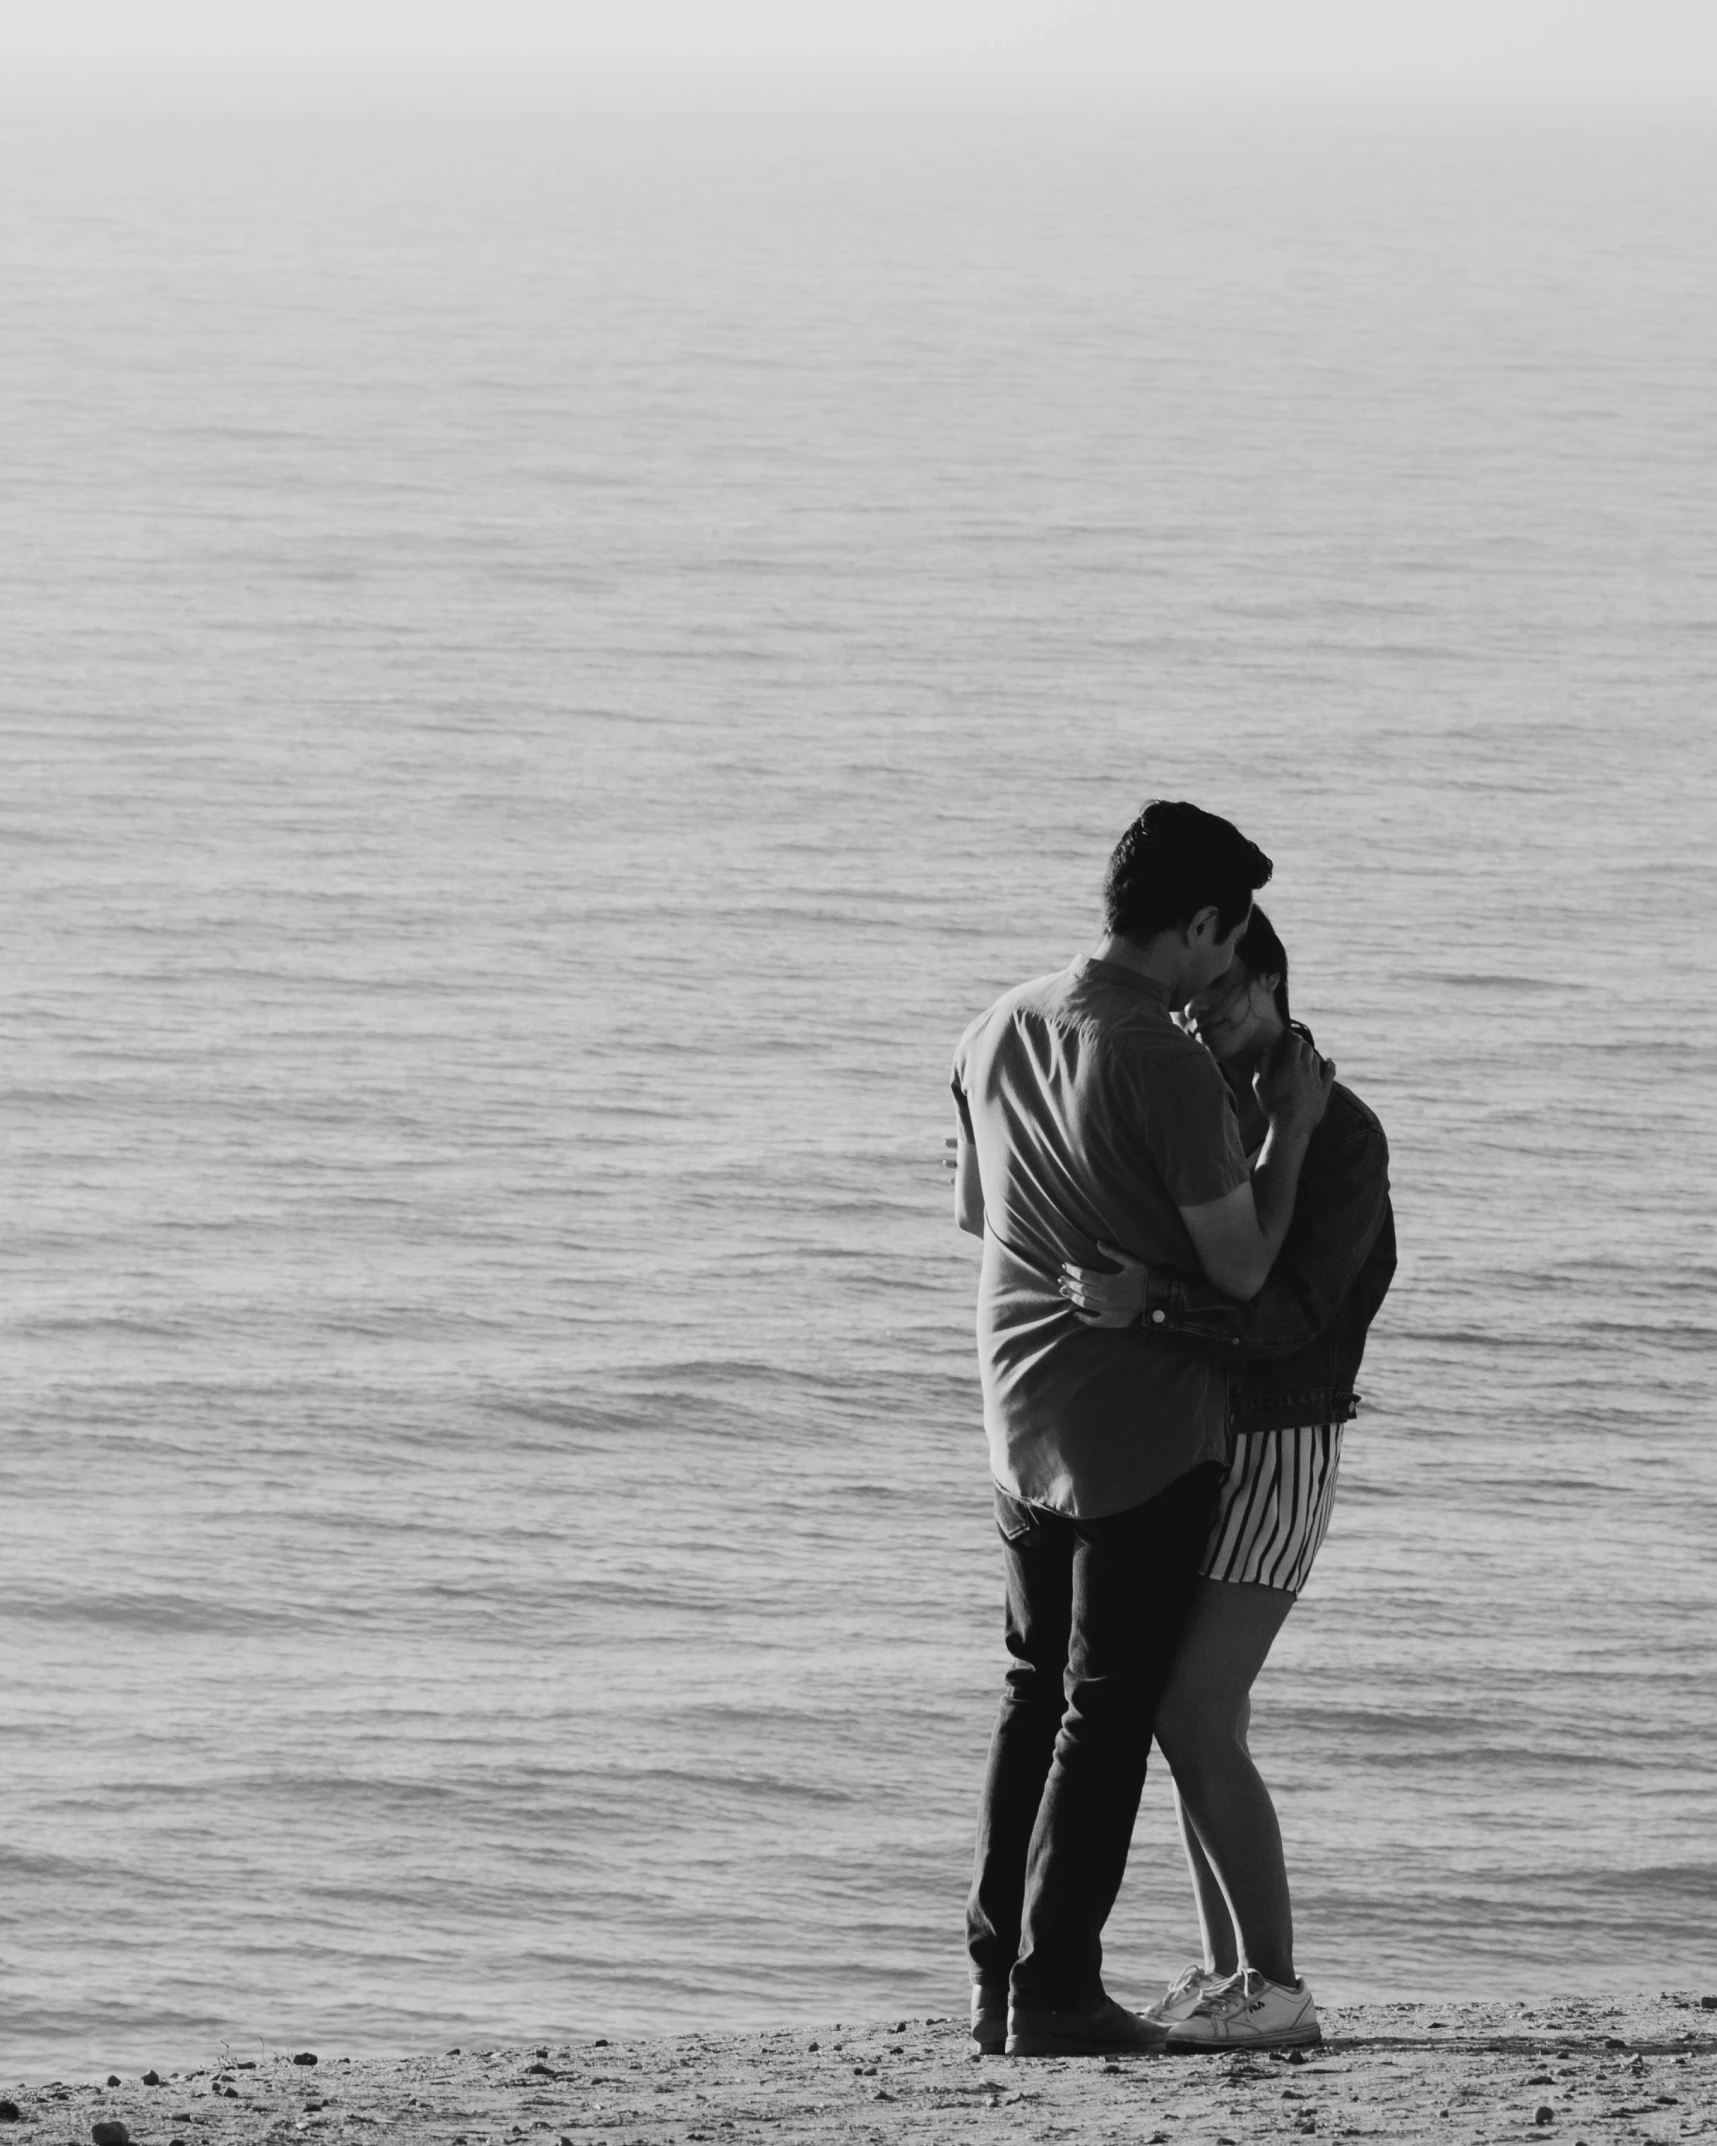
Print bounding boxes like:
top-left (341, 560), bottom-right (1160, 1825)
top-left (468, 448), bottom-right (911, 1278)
top-left (1151, 1309), bottom-right (1166, 1324)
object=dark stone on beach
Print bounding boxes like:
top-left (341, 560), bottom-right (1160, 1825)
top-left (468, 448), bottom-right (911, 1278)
top-left (92, 2123), bottom-right (131, 2146)
top-left (292, 2052), bottom-right (319, 2067)
top-left (1703, 1997), bottom-right (1717, 2012)
top-left (107, 2077), bottom-right (121, 2087)
top-left (526, 2062), bottom-right (554, 2077)
top-left (1286, 2048), bottom-right (1307, 2066)
top-left (534, 2046), bottom-right (549, 2058)
top-left (1604, 2037), bottom-right (1628, 2049)
top-left (0, 2103), bottom-right (18, 2123)
top-left (591, 2038), bottom-right (609, 2048)
top-left (1536, 2107), bottom-right (1555, 2125)
top-left (142, 2073), bottom-right (161, 2086)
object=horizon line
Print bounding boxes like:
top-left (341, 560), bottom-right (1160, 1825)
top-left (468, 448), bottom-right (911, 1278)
top-left (6, 54), bottom-right (1717, 95)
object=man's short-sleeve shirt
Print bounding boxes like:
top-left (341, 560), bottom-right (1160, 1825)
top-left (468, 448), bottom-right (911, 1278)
top-left (951, 955), bottom-right (1251, 1517)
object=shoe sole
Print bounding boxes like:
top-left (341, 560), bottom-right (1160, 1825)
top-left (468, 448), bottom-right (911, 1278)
top-left (1164, 2022), bottom-right (1322, 2053)
top-left (1005, 2030), bottom-right (1166, 2058)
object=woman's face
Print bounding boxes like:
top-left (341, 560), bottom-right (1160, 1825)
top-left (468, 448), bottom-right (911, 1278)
top-left (1184, 962), bottom-right (1284, 1064)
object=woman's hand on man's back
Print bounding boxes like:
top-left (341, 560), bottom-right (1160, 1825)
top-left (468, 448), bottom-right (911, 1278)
top-left (1059, 1242), bottom-right (1147, 1327)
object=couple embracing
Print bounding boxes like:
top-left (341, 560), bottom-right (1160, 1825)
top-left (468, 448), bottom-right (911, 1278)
top-left (949, 800), bottom-right (1396, 2059)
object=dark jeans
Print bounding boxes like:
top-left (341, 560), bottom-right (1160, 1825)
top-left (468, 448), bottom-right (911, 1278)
top-left (966, 1461), bottom-right (1223, 2010)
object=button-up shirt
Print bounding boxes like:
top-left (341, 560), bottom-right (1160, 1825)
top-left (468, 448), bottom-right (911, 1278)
top-left (952, 956), bottom-right (1250, 1517)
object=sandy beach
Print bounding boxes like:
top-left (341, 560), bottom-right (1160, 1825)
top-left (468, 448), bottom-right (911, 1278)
top-left (11, 1993), bottom-right (1715, 2146)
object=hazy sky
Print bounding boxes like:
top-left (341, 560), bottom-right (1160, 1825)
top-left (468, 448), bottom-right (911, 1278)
top-left (3, 0), bottom-right (1717, 84)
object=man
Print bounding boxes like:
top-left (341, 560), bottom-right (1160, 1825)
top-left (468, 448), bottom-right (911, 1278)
top-left (950, 799), bottom-right (1333, 2059)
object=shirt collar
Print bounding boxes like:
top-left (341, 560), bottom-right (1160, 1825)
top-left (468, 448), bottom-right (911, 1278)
top-left (1073, 955), bottom-right (1174, 1006)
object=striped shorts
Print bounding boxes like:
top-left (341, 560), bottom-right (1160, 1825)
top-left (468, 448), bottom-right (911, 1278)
top-left (1200, 1424), bottom-right (1344, 1595)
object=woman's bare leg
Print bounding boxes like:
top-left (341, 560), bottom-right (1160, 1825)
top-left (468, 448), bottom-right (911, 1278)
top-left (1174, 1755), bottom-right (1240, 1975)
top-left (1154, 1579), bottom-right (1298, 1989)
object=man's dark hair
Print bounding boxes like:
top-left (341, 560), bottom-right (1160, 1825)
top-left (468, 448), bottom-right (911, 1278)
top-left (1102, 799), bottom-right (1273, 943)
top-left (1235, 904), bottom-right (1292, 1027)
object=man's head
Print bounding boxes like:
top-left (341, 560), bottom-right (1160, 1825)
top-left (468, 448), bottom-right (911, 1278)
top-left (1102, 799), bottom-right (1273, 997)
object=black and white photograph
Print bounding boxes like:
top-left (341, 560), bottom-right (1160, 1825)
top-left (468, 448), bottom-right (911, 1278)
top-left (4, 0), bottom-right (1715, 2139)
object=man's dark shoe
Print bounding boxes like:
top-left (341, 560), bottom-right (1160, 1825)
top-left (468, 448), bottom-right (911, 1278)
top-left (1006, 1995), bottom-right (1169, 2058)
top-left (970, 1985), bottom-right (1009, 2055)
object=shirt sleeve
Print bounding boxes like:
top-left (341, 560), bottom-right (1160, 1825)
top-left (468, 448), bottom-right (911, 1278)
top-left (950, 1070), bottom-right (974, 1143)
top-left (1145, 1051), bottom-right (1252, 1210)
top-left (950, 1025), bottom-right (976, 1143)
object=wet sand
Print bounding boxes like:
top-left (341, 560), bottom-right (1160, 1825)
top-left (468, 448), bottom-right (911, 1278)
top-left (12, 1993), bottom-right (1716, 2145)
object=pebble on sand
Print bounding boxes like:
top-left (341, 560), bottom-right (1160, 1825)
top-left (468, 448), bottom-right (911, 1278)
top-left (292, 2053), bottom-right (319, 2067)
top-left (91, 2122), bottom-right (130, 2146)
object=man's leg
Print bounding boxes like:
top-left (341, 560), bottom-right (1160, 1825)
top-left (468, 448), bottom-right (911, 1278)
top-left (1010, 1461), bottom-right (1223, 2012)
top-left (966, 1487), bottom-right (1074, 1995)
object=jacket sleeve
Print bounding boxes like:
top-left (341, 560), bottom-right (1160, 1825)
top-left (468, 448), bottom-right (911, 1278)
top-left (1234, 1107), bottom-right (1391, 1357)
top-left (1142, 1101), bottom-right (1392, 1359)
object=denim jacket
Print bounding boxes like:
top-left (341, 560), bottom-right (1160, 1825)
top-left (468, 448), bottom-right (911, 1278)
top-left (1140, 1080), bottom-right (1396, 1434)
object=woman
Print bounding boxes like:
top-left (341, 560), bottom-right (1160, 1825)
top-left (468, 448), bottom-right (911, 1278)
top-left (1057, 906), bottom-right (1395, 2051)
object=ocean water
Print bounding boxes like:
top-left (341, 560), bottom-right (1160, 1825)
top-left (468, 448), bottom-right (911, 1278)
top-left (4, 75), bottom-right (1715, 2079)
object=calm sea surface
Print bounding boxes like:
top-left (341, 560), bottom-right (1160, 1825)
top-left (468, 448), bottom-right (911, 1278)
top-left (4, 77), bottom-right (1715, 2079)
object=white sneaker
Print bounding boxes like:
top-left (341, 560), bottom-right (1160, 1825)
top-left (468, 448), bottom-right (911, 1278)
top-left (1145, 1963), bottom-right (1230, 2026)
top-left (1163, 1968), bottom-right (1322, 2050)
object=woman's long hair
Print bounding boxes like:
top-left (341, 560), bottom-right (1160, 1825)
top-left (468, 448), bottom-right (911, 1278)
top-left (1235, 905), bottom-right (1291, 1028)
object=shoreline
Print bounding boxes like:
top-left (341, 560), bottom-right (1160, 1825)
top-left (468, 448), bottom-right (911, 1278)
top-left (9, 1993), bottom-right (1715, 2144)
